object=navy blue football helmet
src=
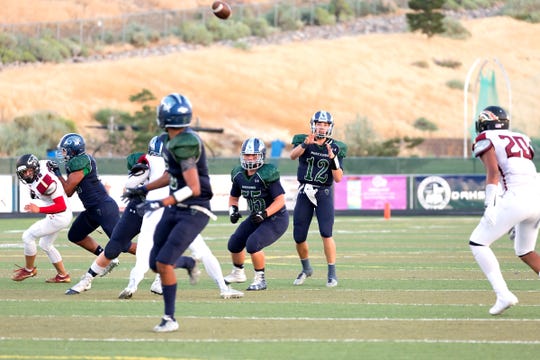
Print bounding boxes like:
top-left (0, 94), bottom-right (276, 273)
top-left (16, 154), bottom-right (40, 184)
top-left (57, 133), bottom-right (86, 163)
top-left (240, 137), bottom-right (266, 170)
top-left (310, 110), bottom-right (333, 138)
top-left (156, 93), bottom-right (192, 129)
top-left (476, 106), bottom-right (509, 133)
top-left (148, 135), bottom-right (164, 156)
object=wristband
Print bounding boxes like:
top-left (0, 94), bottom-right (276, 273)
top-left (300, 142), bottom-right (307, 149)
top-left (330, 157), bottom-right (340, 170)
top-left (173, 186), bottom-right (193, 203)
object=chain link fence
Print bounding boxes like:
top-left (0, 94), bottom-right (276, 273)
top-left (0, 1), bottom-right (409, 46)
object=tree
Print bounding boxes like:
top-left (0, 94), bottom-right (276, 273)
top-left (340, 115), bottom-right (423, 157)
top-left (406, 0), bottom-right (445, 38)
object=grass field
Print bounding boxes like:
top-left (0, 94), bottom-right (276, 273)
top-left (1, 216), bottom-right (539, 359)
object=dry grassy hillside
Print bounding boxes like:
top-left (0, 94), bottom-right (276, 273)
top-left (1, 1), bottom-right (539, 156)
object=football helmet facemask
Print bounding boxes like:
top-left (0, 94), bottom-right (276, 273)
top-left (56, 133), bottom-right (86, 163)
top-left (310, 110), bottom-right (333, 139)
top-left (16, 154), bottom-right (40, 184)
top-left (476, 106), bottom-right (509, 133)
top-left (240, 137), bottom-right (266, 170)
top-left (148, 135), bottom-right (164, 156)
top-left (156, 93), bottom-right (193, 129)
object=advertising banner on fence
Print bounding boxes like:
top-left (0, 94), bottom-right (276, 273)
top-left (0, 176), bottom-right (13, 213)
top-left (413, 175), bottom-right (486, 210)
top-left (334, 175), bottom-right (408, 210)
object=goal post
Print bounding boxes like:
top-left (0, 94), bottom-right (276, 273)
top-left (463, 58), bottom-right (512, 158)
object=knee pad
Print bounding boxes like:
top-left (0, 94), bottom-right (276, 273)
top-left (22, 230), bottom-right (37, 256)
top-left (38, 238), bottom-right (62, 263)
top-left (104, 241), bottom-right (128, 260)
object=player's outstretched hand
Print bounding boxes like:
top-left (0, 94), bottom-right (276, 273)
top-left (136, 200), bottom-right (164, 216)
top-left (129, 162), bottom-right (149, 177)
top-left (47, 160), bottom-right (62, 177)
top-left (229, 205), bottom-right (242, 224)
top-left (121, 186), bottom-right (148, 203)
top-left (250, 210), bottom-right (267, 224)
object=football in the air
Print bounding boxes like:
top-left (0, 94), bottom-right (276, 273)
top-left (212, 1), bottom-right (231, 20)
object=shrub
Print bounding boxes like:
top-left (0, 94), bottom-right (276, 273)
top-left (411, 60), bottom-right (429, 68)
top-left (433, 58), bottom-right (461, 69)
top-left (446, 79), bottom-right (464, 90)
top-left (314, 7), bottom-right (336, 26)
top-left (179, 22), bottom-right (214, 45)
top-left (502, 0), bottom-right (540, 23)
top-left (441, 18), bottom-right (471, 39)
top-left (244, 17), bottom-right (275, 38)
top-left (413, 117), bottom-right (438, 132)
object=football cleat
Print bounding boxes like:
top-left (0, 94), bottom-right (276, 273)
top-left (326, 278), bottom-right (338, 288)
top-left (220, 286), bottom-right (244, 299)
top-left (246, 272), bottom-right (266, 291)
top-left (12, 265), bottom-right (37, 281)
top-left (187, 262), bottom-right (201, 285)
top-left (150, 274), bottom-right (163, 295)
top-left (65, 273), bottom-right (93, 295)
top-left (224, 267), bottom-right (247, 284)
top-left (293, 270), bottom-right (313, 286)
top-left (153, 315), bottom-right (179, 333)
top-left (489, 292), bottom-right (518, 315)
top-left (46, 273), bottom-right (71, 283)
top-left (118, 288), bottom-right (135, 299)
top-left (100, 258), bottom-right (119, 277)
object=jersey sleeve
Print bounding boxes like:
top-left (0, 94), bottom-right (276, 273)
top-left (230, 165), bottom-right (243, 181)
top-left (258, 164), bottom-right (280, 184)
top-left (472, 133), bottom-right (492, 158)
top-left (168, 132), bottom-right (200, 161)
top-left (230, 169), bottom-right (242, 197)
top-left (126, 152), bottom-right (146, 170)
top-left (292, 134), bottom-right (307, 146)
top-left (67, 154), bottom-right (92, 174)
top-left (332, 139), bottom-right (348, 158)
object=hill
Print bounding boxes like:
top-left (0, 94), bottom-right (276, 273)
top-left (1, 1), bottom-right (539, 156)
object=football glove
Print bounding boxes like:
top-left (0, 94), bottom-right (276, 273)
top-left (229, 205), bottom-right (242, 224)
top-left (121, 185), bottom-right (148, 203)
top-left (250, 210), bottom-right (267, 224)
top-left (129, 162), bottom-right (149, 177)
top-left (136, 200), bottom-right (164, 216)
top-left (47, 160), bottom-right (62, 177)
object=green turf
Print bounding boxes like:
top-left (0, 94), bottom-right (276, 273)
top-left (1, 216), bottom-right (539, 359)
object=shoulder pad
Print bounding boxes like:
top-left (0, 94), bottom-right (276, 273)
top-left (331, 139), bottom-right (347, 158)
top-left (231, 165), bottom-right (243, 180)
top-left (258, 164), bottom-right (280, 183)
top-left (43, 180), bottom-right (58, 196)
top-left (292, 134), bottom-right (307, 146)
top-left (126, 152), bottom-right (146, 170)
top-left (473, 139), bottom-right (492, 157)
top-left (169, 132), bottom-right (200, 160)
top-left (68, 154), bottom-right (91, 172)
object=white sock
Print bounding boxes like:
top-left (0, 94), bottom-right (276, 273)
top-left (470, 245), bottom-right (510, 296)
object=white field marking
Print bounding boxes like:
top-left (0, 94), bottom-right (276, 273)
top-left (4, 312), bottom-right (540, 321)
top-left (1, 337), bottom-right (540, 345)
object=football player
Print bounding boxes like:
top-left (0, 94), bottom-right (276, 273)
top-left (65, 137), bottom-right (204, 296)
top-left (122, 93), bottom-right (215, 332)
top-left (13, 154), bottom-right (73, 283)
top-left (290, 110), bottom-right (347, 287)
top-left (223, 137), bottom-right (289, 291)
top-left (50, 133), bottom-right (123, 271)
top-left (118, 136), bottom-right (243, 300)
top-left (470, 105), bottom-right (540, 315)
